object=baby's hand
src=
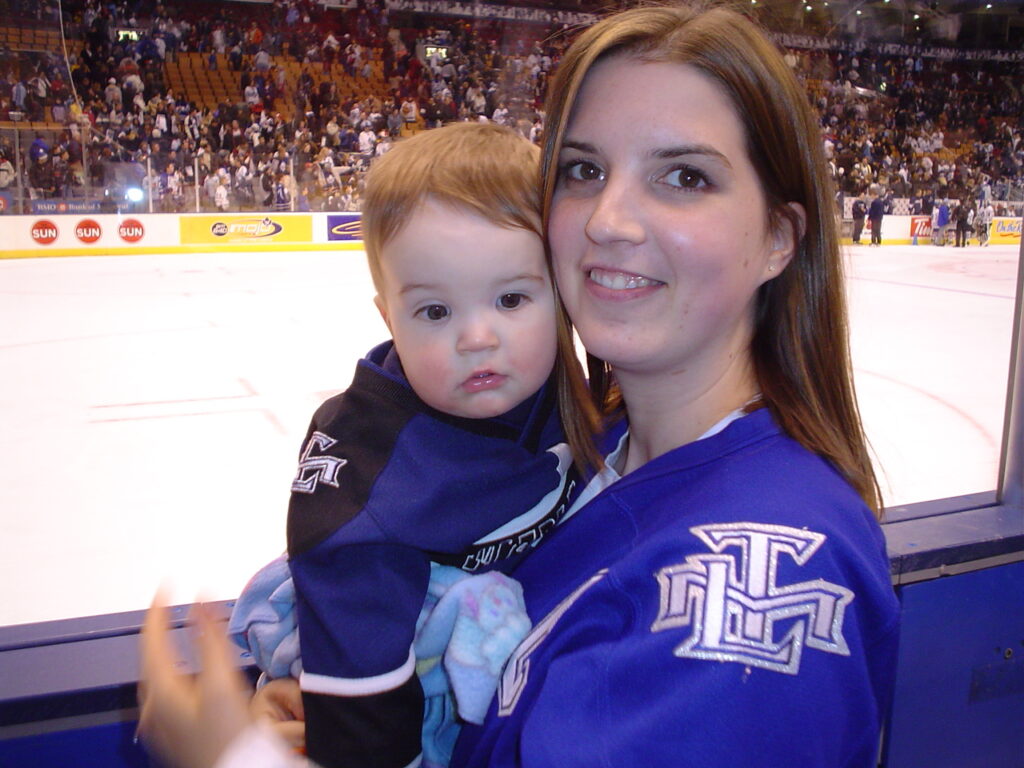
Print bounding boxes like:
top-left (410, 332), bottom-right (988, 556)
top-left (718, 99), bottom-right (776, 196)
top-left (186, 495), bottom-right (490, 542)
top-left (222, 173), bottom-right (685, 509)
top-left (251, 677), bottom-right (306, 751)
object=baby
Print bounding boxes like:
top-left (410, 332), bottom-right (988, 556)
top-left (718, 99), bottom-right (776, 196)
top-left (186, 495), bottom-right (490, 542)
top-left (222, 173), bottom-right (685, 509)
top-left (243, 122), bottom-right (598, 768)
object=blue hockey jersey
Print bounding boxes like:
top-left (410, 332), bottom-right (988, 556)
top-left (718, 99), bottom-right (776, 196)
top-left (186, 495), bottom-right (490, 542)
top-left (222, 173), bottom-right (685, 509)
top-left (288, 342), bottom-right (579, 768)
top-left (452, 407), bottom-right (900, 768)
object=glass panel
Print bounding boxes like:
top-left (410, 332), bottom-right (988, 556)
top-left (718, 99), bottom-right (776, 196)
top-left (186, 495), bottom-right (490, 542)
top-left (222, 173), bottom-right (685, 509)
top-left (1, 0), bottom-right (1022, 630)
top-left (849, 241), bottom-right (1019, 507)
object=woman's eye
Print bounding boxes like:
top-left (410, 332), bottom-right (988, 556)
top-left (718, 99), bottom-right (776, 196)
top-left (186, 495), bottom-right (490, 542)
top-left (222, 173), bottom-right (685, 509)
top-left (498, 293), bottom-right (525, 309)
top-left (418, 304), bottom-right (449, 321)
top-left (562, 160), bottom-right (605, 183)
top-left (662, 166), bottom-right (709, 190)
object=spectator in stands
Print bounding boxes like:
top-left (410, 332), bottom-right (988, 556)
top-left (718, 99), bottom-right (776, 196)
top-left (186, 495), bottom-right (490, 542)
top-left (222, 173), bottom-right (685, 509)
top-left (384, 106), bottom-right (401, 138)
top-left (51, 148), bottom-right (72, 197)
top-left (29, 133), bottom-right (50, 162)
top-left (28, 152), bottom-right (56, 198)
top-left (357, 124), bottom-right (375, 156)
top-left (272, 171), bottom-right (290, 211)
top-left (233, 158), bottom-right (254, 209)
top-left (157, 162), bottom-right (182, 212)
top-left (202, 167), bottom-right (219, 209)
top-left (104, 77), bottom-right (122, 110)
top-left (214, 173), bottom-right (230, 210)
top-left (123, 69), bottom-right (144, 99)
top-left (323, 114), bottom-right (340, 147)
top-left (254, 49), bottom-right (272, 75)
top-left (921, 189), bottom-right (935, 216)
top-left (399, 95), bottom-right (417, 126)
top-left (244, 81), bottom-right (260, 109)
top-left (420, 96), bottom-right (441, 129)
top-left (0, 151), bottom-right (15, 190)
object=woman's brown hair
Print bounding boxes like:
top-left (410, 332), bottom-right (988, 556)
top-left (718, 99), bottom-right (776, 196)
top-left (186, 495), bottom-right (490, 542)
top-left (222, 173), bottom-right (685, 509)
top-left (540, 2), bottom-right (882, 514)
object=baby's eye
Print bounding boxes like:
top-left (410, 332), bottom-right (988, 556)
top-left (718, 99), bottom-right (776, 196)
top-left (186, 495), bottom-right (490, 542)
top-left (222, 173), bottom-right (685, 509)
top-left (417, 304), bottom-right (449, 321)
top-left (498, 293), bottom-right (525, 310)
top-left (661, 166), bottom-right (709, 190)
top-left (562, 160), bottom-right (605, 183)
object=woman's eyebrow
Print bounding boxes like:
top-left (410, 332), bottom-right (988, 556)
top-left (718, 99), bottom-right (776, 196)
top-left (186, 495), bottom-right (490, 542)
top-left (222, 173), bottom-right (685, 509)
top-left (560, 139), bottom-right (597, 154)
top-left (561, 139), bottom-right (732, 169)
top-left (650, 145), bottom-right (732, 168)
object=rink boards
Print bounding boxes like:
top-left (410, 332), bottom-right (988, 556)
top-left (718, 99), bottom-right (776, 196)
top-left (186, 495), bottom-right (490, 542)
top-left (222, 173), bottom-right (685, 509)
top-left (1, 212), bottom-right (1020, 258)
top-left (1, 212), bottom-right (366, 258)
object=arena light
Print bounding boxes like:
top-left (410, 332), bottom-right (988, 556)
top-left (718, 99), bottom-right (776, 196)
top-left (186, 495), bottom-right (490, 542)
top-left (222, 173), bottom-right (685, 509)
top-left (125, 187), bottom-right (144, 203)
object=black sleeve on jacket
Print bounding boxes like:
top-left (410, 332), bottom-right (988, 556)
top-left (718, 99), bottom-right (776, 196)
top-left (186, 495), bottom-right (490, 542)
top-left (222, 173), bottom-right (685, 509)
top-left (303, 677), bottom-right (425, 768)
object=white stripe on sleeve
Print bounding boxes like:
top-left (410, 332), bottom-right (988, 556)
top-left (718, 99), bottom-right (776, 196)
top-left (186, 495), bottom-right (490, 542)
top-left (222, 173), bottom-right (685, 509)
top-left (299, 646), bottom-right (416, 697)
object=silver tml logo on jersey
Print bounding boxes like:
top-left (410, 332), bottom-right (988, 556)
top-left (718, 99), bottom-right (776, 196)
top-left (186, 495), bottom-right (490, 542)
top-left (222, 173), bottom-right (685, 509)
top-left (291, 431), bottom-right (348, 494)
top-left (652, 522), bottom-right (852, 675)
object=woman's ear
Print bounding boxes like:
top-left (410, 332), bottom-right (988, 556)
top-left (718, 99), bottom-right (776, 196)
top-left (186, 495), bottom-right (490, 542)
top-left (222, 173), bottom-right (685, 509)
top-left (764, 201), bottom-right (806, 279)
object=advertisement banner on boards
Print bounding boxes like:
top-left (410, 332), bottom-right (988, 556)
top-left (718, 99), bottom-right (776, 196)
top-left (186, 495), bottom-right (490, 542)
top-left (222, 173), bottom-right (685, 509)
top-left (20, 214), bottom-right (161, 251)
top-left (990, 217), bottom-right (1021, 245)
top-left (326, 213), bottom-right (363, 241)
top-left (29, 218), bottom-right (60, 245)
top-left (1, 213), bottom-right (171, 255)
top-left (180, 214), bottom-right (313, 245)
top-left (29, 199), bottom-right (104, 214)
top-left (909, 216), bottom-right (932, 244)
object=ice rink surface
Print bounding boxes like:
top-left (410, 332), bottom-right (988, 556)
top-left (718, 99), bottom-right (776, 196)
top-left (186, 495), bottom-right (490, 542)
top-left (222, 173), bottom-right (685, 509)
top-left (0, 242), bottom-right (1019, 626)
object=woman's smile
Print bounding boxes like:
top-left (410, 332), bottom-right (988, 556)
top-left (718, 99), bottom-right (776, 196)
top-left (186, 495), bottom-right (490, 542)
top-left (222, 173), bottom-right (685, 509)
top-left (587, 268), bottom-right (664, 292)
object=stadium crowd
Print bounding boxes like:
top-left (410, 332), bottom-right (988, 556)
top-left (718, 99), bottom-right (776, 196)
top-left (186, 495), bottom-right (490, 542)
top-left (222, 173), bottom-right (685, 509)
top-left (1, 0), bottom-right (1022, 221)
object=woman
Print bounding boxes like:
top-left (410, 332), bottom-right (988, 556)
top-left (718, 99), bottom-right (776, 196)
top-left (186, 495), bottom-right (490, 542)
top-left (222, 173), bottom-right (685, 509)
top-left (454, 6), bottom-right (897, 766)
top-left (139, 5), bottom-right (899, 767)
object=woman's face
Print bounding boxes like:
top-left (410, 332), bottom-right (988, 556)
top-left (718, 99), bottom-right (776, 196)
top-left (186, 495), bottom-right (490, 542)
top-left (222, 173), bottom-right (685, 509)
top-left (549, 56), bottom-right (794, 383)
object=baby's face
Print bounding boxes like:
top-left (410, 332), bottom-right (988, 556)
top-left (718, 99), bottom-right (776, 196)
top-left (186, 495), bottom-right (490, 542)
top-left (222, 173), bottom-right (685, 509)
top-left (375, 198), bottom-right (557, 419)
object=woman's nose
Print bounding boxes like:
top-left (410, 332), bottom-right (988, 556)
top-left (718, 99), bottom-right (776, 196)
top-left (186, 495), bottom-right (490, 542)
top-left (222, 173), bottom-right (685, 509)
top-left (585, 177), bottom-right (646, 245)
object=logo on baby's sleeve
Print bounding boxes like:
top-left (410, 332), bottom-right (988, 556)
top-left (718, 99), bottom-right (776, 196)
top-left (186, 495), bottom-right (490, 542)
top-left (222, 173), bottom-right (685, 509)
top-left (652, 522), bottom-right (852, 675)
top-left (291, 431), bottom-right (348, 494)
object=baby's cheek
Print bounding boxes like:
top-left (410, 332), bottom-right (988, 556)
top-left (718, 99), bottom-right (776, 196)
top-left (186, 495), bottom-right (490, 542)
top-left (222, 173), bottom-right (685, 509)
top-left (405, 347), bottom-right (456, 405)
